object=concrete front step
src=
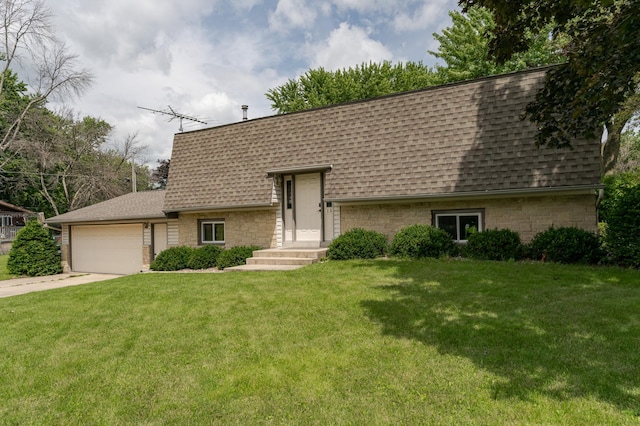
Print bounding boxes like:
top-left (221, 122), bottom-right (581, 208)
top-left (235, 248), bottom-right (328, 271)
top-left (252, 248), bottom-right (328, 259)
top-left (225, 264), bottom-right (303, 272)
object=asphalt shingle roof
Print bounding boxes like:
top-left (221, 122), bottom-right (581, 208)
top-left (47, 190), bottom-right (166, 224)
top-left (164, 67), bottom-right (602, 212)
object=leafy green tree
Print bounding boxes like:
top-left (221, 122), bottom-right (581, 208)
top-left (430, 7), bottom-right (565, 84)
top-left (458, 0), bottom-right (640, 156)
top-left (7, 219), bottom-right (62, 276)
top-left (267, 61), bottom-right (438, 114)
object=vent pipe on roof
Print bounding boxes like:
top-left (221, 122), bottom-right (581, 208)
top-left (242, 105), bottom-right (248, 121)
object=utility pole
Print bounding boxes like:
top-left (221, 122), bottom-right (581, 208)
top-left (131, 154), bottom-right (137, 192)
top-left (137, 105), bottom-right (208, 132)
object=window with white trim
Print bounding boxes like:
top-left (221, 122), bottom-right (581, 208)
top-left (434, 210), bottom-right (483, 242)
top-left (199, 220), bottom-right (225, 244)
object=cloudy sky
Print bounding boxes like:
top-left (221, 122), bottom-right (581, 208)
top-left (46, 0), bottom-right (460, 166)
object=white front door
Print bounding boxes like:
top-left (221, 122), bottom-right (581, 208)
top-left (294, 173), bottom-right (322, 243)
top-left (153, 223), bottom-right (168, 258)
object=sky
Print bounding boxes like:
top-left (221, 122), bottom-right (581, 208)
top-left (45, 0), bottom-right (460, 167)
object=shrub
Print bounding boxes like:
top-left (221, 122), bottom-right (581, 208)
top-left (150, 246), bottom-right (195, 271)
top-left (390, 224), bottom-right (457, 259)
top-left (528, 226), bottom-right (603, 264)
top-left (216, 245), bottom-right (261, 270)
top-left (462, 229), bottom-right (523, 261)
top-left (326, 228), bottom-right (388, 260)
top-left (604, 183), bottom-right (640, 267)
top-left (187, 245), bottom-right (223, 270)
top-left (7, 219), bottom-right (62, 277)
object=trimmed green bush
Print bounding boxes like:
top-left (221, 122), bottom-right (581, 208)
top-left (462, 229), bottom-right (523, 261)
top-left (216, 245), bottom-right (261, 270)
top-left (150, 246), bottom-right (195, 271)
top-left (7, 219), bottom-right (62, 277)
top-left (390, 224), bottom-right (457, 259)
top-left (528, 226), bottom-right (603, 264)
top-left (326, 228), bottom-right (388, 260)
top-left (604, 183), bottom-right (640, 267)
top-left (188, 245), bottom-right (223, 270)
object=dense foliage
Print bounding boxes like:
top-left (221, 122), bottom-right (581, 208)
top-left (390, 224), bottom-right (457, 259)
top-left (216, 246), bottom-right (261, 270)
top-left (528, 227), bottom-right (602, 264)
top-left (7, 219), bottom-right (62, 276)
top-left (326, 228), bottom-right (388, 260)
top-left (604, 183), bottom-right (640, 268)
top-left (462, 229), bottom-right (523, 261)
top-left (187, 245), bottom-right (223, 270)
top-left (150, 246), bottom-right (195, 271)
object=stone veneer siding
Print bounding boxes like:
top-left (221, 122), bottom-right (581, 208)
top-left (339, 194), bottom-right (597, 243)
top-left (178, 209), bottom-right (278, 248)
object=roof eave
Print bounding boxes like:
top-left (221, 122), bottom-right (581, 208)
top-left (326, 185), bottom-right (602, 204)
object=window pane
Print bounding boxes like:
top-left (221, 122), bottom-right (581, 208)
top-left (437, 215), bottom-right (457, 240)
top-left (214, 223), bottom-right (225, 242)
top-left (459, 215), bottom-right (479, 240)
top-left (203, 223), bottom-right (213, 242)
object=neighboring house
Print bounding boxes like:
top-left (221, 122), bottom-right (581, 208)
top-left (48, 67), bottom-right (602, 274)
top-left (47, 191), bottom-right (174, 274)
top-left (0, 201), bottom-right (39, 252)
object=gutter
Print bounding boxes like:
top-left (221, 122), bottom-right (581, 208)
top-left (163, 202), bottom-right (277, 215)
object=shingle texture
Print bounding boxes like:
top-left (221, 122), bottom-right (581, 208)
top-left (47, 191), bottom-right (166, 223)
top-left (164, 68), bottom-right (602, 212)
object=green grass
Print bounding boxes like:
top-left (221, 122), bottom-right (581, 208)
top-left (0, 254), bottom-right (15, 280)
top-left (1, 259), bottom-right (639, 424)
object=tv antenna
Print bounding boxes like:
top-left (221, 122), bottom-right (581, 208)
top-left (138, 105), bottom-right (208, 132)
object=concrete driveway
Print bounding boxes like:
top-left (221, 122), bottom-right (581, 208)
top-left (0, 273), bottom-right (122, 298)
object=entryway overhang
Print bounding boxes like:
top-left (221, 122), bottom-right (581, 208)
top-left (266, 164), bottom-right (332, 177)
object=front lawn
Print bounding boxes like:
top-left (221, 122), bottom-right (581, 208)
top-left (1, 259), bottom-right (639, 424)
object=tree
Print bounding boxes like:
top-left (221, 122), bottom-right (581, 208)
top-left (458, 0), bottom-right (640, 163)
top-left (267, 61), bottom-right (437, 114)
top-left (151, 159), bottom-right (170, 189)
top-left (0, 0), bottom-right (93, 153)
top-left (7, 218), bottom-right (62, 276)
top-left (430, 7), bottom-right (565, 84)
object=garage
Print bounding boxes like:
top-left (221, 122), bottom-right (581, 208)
top-left (71, 224), bottom-right (143, 274)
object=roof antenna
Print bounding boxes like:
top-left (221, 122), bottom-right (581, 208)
top-left (138, 105), bottom-right (208, 132)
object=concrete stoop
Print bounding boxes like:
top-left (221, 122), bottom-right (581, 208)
top-left (226, 248), bottom-right (328, 271)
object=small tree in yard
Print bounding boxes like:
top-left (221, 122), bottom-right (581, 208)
top-left (7, 219), bottom-right (62, 276)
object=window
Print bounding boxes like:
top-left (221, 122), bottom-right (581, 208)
top-left (1, 215), bottom-right (12, 227)
top-left (434, 210), bottom-right (483, 242)
top-left (200, 220), bottom-right (225, 244)
top-left (286, 179), bottom-right (293, 209)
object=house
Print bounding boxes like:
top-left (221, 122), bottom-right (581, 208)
top-left (0, 201), bottom-right (39, 253)
top-left (48, 67), bottom-right (602, 274)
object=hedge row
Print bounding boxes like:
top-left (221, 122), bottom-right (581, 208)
top-left (326, 225), bottom-right (613, 265)
top-left (150, 245), bottom-right (260, 271)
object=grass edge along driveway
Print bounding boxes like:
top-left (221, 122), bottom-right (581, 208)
top-left (1, 258), bottom-right (639, 425)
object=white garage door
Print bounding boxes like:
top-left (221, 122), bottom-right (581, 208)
top-left (71, 224), bottom-right (143, 274)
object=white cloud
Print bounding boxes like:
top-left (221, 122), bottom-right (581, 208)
top-left (309, 23), bottom-right (394, 70)
top-left (393, 0), bottom-right (457, 32)
top-left (269, 0), bottom-right (317, 33)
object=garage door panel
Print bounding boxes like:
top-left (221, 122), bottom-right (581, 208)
top-left (72, 224), bottom-right (142, 274)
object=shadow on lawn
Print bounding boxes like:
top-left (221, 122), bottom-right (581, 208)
top-left (360, 259), bottom-right (640, 414)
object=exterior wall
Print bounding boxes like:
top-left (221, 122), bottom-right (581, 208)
top-left (339, 194), bottom-right (597, 243)
top-left (178, 209), bottom-right (278, 248)
top-left (61, 244), bottom-right (71, 273)
top-left (142, 245), bottom-right (152, 270)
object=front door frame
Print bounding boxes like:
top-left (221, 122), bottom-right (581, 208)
top-left (282, 172), bottom-right (325, 246)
